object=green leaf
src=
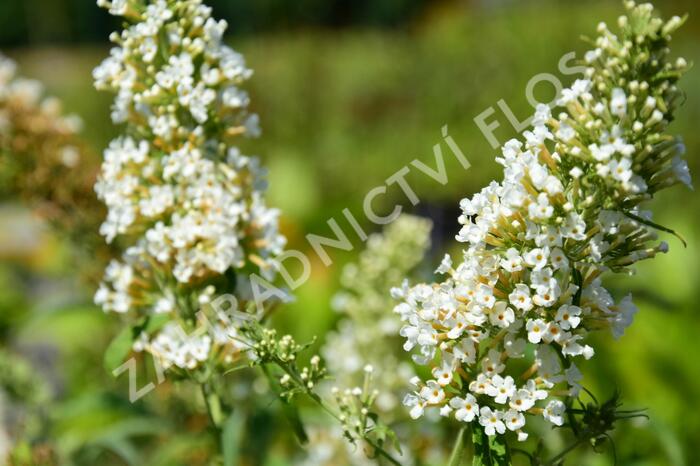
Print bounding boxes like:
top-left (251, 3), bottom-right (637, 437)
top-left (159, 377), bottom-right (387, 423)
top-left (261, 365), bottom-right (308, 445)
top-left (279, 398), bottom-right (309, 445)
top-left (104, 326), bottom-right (135, 373)
top-left (222, 410), bottom-right (245, 466)
top-left (88, 437), bottom-right (141, 466)
top-left (383, 426), bottom-right (403, 455)
top-left (472, 424), bottom-right (511, 466)
top-left (103, 315), bottom-right (171, 373)
top-left (142, 313), bottom-right (171, 333)
top-left (447, 426), bottom-right (467, 466)
top-left (370, 422), bottom-right (403, 455)
top-left (205, 390), bottom-right (225, 427)
top-left (623, 210), bottom-right (687, 247)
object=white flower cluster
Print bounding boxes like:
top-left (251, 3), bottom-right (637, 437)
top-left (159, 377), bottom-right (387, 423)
top-left (297, 425), bottom-right (377, 466)
top-left (0, 53), bottom-right (86, 183)
top-left (395, 2), bottom-right (690, 440)
top-left (0, 53), bottom-right (110, 278)
top-left (93, 0), bottom-right (285, 372)
top-left (297, 365), bottom-right (407, 466)
top-left (0, 54), bottom-right (82, 140)
top-left (323, 215), bottom-right (432, 415)
top-left (132, 318), bottom-right (246, 370)
top-left (307, 216), bottom-right (430, 466)
top-left (93, 0), bottom-right (260, 140)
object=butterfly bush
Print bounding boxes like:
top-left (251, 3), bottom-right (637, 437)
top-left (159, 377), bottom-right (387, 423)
top-left (300, 216), bottom-right (431, 466)
top-left (0, 54), bottom-right (108, 276)
top-left (93, 0), bottom-right (285, 373)
top-left (0, 54), bottom-right (85, 190)
top-left (324, 215), bottom-right (431, 414)
top-left (394, 2), bottom-right (690, 441)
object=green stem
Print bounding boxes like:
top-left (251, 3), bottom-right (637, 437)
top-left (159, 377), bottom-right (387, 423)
top-left (201, 382), bottom-right (225, 454)
top-left (363, 436), bottom-right (404, 466)
top-left (545, 436), bottom-right (587, 465)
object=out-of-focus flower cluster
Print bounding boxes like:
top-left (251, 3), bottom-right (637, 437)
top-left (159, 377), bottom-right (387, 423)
top-left (0, 348), bottom-right (53, 464)
top-left (93, 0), bottom-right (285, 374)
top-left (0, 53), bottom-right (108, 278)
top-left (292, 363), bottom-right (406, 466)
top-left (299, 216), bottom-right (431, 466)
top-left (395, 1), bottom-right (690, 441)
top-left (323, 215), bottom-right (432, 415)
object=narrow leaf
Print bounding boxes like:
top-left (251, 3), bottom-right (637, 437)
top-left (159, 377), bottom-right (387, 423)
top-left (261, 365), bottom-right (309, 444)
top-left (448, 426), bottom-right (467, 466)
top-left (103, 315), bottom-right (170, 373)
top-left (279, 399), bottom-right (309, 445)
top-left (623, 211), bottom-right (687, 247)
top-left (104, 326), bottom-right (135, 373)
top-left (222, 409), bottom-right (245, 466)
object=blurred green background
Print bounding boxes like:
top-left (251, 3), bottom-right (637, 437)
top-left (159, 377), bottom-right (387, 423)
top-left (1, 0), bottom-right (700, 465)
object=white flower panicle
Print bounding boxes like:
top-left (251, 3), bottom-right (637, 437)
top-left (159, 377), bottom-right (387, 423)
top-left (0, 53), bottom-right (110, 278)
top-left (395, 2), bottom-right (690, 440)
top-left (93, 0), bottom-right (285, 372)
top-left (0, 54), bottom-right (82, 139)
top-left (294, 216), bottom-right (431, 466)
top-left (93, 0), bottom-right (260, 141)
top-left (323, 215), bottom-right (432, 415)
top-left (1, 52), bottom-right (86, 201)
